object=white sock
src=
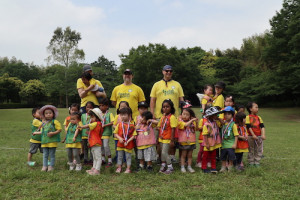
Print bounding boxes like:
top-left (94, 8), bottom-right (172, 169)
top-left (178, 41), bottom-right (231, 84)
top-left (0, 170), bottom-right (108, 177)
top-left (181, 165), bottom-right (185, 169)
top-left (102, 156), bottom-right (105, 161)
top-left (139, 164), bottom-right (144, 168)
top-left (167, 164), bottom-right (173, 169)
top-left (187, 165), bottom-right (192, 169)
top-left (108, 158), bottom-right (112, 163)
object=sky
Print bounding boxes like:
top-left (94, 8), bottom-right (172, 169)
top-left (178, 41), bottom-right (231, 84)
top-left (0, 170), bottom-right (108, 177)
top-left (0, 0), bottom-right (283, 67)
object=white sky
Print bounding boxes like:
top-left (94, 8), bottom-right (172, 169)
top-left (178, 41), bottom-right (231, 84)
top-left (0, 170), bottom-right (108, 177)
top-left (0, 0), bottom-right (283, 67)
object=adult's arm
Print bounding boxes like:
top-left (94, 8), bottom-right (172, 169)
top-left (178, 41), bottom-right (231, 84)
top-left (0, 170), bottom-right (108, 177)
top-left (150, 97), bottom-right (156, 119)
top-left (110, 86), bottom-right (117, 107)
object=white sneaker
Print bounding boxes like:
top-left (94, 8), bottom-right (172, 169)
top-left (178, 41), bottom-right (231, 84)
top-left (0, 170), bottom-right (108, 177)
top-left (219, 166), bottom-right (227, 173)
top-left (181, 167), bottom-right (186, 173)
top-left (195, 162), bottom-right (202, 168)
top-left (207, 162), bottom-right (211, 168)
top-left (187, 167), bottom-right (195, 173)
top-left (68, 162), bottom-right (75, 171)
top-left (75, 164), bottom-right (82, 171)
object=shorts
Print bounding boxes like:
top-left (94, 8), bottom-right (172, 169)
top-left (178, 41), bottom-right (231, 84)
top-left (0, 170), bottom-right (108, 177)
top-left (220, 148), bottom-right (236, 161)
top-left (179, 144), bottom-right (196, 150)
top-left (174, 141), bottom-right (180, 149)
top-left (137, 146), bottom-right (157, 162)
top-left (29, 143), bottom-right (43, 154)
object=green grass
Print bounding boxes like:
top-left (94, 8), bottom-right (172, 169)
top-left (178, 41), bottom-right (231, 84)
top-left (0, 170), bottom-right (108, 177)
top-left (0, 107), bottom-right (300, 199)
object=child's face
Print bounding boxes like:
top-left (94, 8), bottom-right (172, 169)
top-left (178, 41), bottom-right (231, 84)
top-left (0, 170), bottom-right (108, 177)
top-left (250, 103), bottom-right (259, 114)
top-left (141, 116), bottom-right (147, 125)
top-left (119, 103), bottom-right (128, 110)
top-left (70, 115), bottom-right (79, 125)
top-left (120, 113), bottom-right (130, 122)
top-left (162, 103), bottom-right (171, 115)
top-left (209, 114), bottom-right (218, 121)
top-left (138, 107), bottom-right (148, 115)
top-left (181, 109), bottom-right (191, 121)
top-left (224, 112), bottom-right (233, 122)
top-left (204, 87), bottom-right (213, 96)
top-left (215, 86), bottom-right (223, 95)
top-left (33, 110), bottom-right (40, 119)
top-left (225, 97), bottom-right (234, 107)
top-left (99, 104), bottom-right (109, 113)
top-left (238, 108), bottom-right (245, 113)
top-left (90, 115), bottom-right (97, 122)
top-left (44, 109), bottom-right (54, 120)
top-left (86, 104), bottom-right (93, 113)
top-left (70, 106), bottom-right (79, 115)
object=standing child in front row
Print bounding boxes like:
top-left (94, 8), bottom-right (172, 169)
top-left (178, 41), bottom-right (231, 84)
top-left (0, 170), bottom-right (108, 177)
top-left (246, 102), bottom-right (266, 167)
top-left (63, 112), bottom-right (83, 171)
top-left (99, 98), bottom-right (114, 167)
top-left (201, 107), bottom-right (222, 173)
top-left (79, 108), bottom-right (103, 175)
top-left (136, 111), bottom-right (157, 172)
top-left (177, 108), bottom-right (198, 173)
top-left (81, 101), bottom-right (94, 164)
top-left (235, 112), bottom-right (249, 171)
top-left (27, 107), bottom-right (42, 166)
top-left (114, 107), bottom-right (137, 173)
top-left (63, 103), bottom-right (80, 132)
top-left (219, 106), bottom-right (239, 173)
top-left (152, 99), bottom-right (177, 175)
top-left (33, 105), bottom-right (62, 172)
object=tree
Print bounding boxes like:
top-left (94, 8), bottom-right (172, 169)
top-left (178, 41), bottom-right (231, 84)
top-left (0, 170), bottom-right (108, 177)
top-left (46, 26), bottom-right (85, 107)
top-left (19, 80), bottom-right (46, 105)
top-left (214, 57), bottom-right (242, 85)
top-left (0, 73), bottom-right (24, 103)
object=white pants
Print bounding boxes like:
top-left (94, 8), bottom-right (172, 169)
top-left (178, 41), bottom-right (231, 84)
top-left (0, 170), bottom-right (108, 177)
top-left (91, 146), bottom-right (102, 171)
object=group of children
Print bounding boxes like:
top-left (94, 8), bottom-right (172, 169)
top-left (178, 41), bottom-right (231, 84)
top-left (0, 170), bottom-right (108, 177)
top-left (27, 81), bottom-right (266, 175)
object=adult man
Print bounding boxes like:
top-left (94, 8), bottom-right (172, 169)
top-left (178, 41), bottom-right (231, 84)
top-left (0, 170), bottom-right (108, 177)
top-left (77, 65), bottom-right (106, 113)
top-left (110, 69), bottom-right (146, 119)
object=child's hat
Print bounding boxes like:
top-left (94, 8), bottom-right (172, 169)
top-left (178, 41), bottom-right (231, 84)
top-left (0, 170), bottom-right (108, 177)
top-left (215, 81), bottom-right (226, 89)
top-left (138, 101), bottom-right (148, 108)
top-left (40, 105), bottom-right (58, 118)
top-left (180, 100), bottom-right (192, 108)
top-left (90, 108), bottom-right (103, 121)
top-left (203, 106), bottom-right (221, 118)
top-left (221, 106), bottom-right (235, 115)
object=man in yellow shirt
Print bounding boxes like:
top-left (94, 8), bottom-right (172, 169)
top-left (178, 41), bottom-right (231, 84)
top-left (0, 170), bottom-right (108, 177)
top-left (77, 65), bottom-right (106, 113)
top-left (110, 69), bottom-right (146, 119)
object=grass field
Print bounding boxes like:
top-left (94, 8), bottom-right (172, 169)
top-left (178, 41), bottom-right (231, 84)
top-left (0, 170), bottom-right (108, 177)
top-left (0, 107), bottom-right (299, 199)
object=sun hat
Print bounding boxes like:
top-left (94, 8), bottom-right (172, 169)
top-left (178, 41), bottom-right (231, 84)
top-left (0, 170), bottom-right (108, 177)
top-left (123, 69), bottom-right (133, 74)
top-left (163, 65), bottom-right (172, 71)
top-left (215, 81), bottom-right (226, 89)
top-left (83, 65), bottom-right (92, 72)
top-left (221, 106), bottom-right (235, 115)
top-left (40, 105), bottom-right (58, 118)
top-left (180, 100), bottom-right (192, 108)
top-left (89, 108), bottom-right (103, 121)
top-left (203, 106), bottom-right (221, 118)
top-left (138, 101), bottom-right (148, 108)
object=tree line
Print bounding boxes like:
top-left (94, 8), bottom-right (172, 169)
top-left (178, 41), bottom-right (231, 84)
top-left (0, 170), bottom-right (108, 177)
top-left (0, 0), bottom-right (299, 107)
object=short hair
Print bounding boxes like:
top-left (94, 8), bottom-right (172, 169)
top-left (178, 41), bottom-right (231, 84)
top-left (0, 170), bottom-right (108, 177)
top-left (32, 107), bottom-right (40, 116)
top-left (235, 104), bottom-right (245, 112)
top-left (225, 95), bottom-right (235, 103)
top-left (204, 84), bottom-right (213, 91)
top-left (86, 101), bottom-right (95, 108)
top-left (246, 102), bottom-right (256, 114)
top-left (161, 99), bottom-right (176, 115)
top-left (99, 98), bottom-right (110, 106)
top-left (70, 112), bottom-right (81, 120)
top-left (235, 112), bottom-right (246, 124)
top-left (142, 111), bottom-right (153, 121)
top-left (69, 103), bottom-right (80, 114)
top-left (117, 101), bottom-right (130, 114)
top-left (119, 107), bottom-right (132, 119)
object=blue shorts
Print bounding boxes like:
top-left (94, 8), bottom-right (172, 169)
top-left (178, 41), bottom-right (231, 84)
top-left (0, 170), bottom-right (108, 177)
top-left (220, 148), bottom-right (236, 161)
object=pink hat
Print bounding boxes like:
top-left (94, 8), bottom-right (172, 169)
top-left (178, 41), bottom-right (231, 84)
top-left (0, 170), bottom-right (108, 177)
top-left (40, 105), bottom-right (58, 118)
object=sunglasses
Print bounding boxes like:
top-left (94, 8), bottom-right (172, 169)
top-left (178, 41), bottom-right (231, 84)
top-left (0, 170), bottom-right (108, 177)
top-left (124, 72), bottom-right (132, 75)
top-left (165, 70), bottom-right (173, 73)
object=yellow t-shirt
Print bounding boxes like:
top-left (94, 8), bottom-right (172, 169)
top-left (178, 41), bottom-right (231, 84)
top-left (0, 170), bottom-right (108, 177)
top-left (30, 118), bottom-right (43, 143)
top-left (41, 120), bottom-right (62, 148)
top-left (201, 94), bottom-right (213, 105)
top-left (110, 84), bottom-right (146, 119)
top-left (177, 121), bottom-right (196, 145)
top-left (150, 80), bottom-right (184, 118)
top-left (213, 94), bottom-right (224, 109)
top-left (157, 115), bottom-right (177, 144)
top-left (77, 78), bottom-right (103, 107)
top-left (114, 122), bottom-right (137, 153)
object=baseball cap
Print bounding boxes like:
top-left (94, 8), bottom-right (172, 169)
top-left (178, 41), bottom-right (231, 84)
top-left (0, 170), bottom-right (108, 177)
top-left (163, 65), bottom-right (172, 71)
top-left (124, 69), bottom-right (133, 74)
top-left (215, 81), bottom-right (226, 89)
top-left (83, 65), bottom-right (92, 72)
top-left (138, 101), bottom-right (149, 108)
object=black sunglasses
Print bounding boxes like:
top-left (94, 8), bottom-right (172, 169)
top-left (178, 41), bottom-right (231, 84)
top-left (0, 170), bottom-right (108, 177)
top-left (165, 70), bottom-right (173, 73)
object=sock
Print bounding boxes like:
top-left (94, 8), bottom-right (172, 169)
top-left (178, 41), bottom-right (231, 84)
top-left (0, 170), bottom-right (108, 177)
top-left (167, 164), bottom-right (173, 169)
top-left (181, 165), bottom-right (185, 169)
top-left (102, 156), bottom-right (105, 161)
top-left (161, 163), bottom-right (166, 167)
top-left (139, 164), bottom-right (144, 168)
top-left (108, 158), bottom-right (112, 163)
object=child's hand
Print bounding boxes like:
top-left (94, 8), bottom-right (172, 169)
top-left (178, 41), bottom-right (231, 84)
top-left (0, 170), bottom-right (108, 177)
top-left (124, 141), bottom-right (128, 146)
top-left (47, 132), bottom-right (54, 137)
top-left (61, 139), bottom-right (65, 143)
top-left (119, 138), bottom-right (124, 143)
top-left (77, 126), bottom-right (82, 129)
top-left (252, 135), bottom-right (258, 140)
top-left (232, 144), bottom-right (236, 149)
top-left (261, 135), bottom-right (266, 140)
top-left (206, 144), bottom-right (210, 150)
top-left (72, 137), bottom-right (76, 142)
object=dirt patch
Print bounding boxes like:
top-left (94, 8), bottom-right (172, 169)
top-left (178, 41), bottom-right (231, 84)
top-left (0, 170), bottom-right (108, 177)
top-left (285, 114), bottom-right (300, 122)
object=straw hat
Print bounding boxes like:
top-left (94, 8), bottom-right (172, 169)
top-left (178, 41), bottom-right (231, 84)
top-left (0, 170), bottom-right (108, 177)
top-left (89, 108), bottom-right (103, 121)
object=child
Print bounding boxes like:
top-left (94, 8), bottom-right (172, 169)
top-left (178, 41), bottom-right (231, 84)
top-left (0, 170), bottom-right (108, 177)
top-left (114, 107), bottom-right (137, 173)
top-left (219, 95), bottom-right (236, 120)
top-left (33, 105), bottom-right (62, 172)
top-left (63, 112), bottom-right (83, 171)
top-left (81, 101), bottom-right (95, 164)
top-left (235, 112), bottom-right (249, 171)
top-left (136, 111), bottom-right (157, 172)
top-left (177, 108), bottom-right (198, 173)
top-left (27, 107), bottom-right (42, 166)
top-left (213, 81), bottom-right (226, 109)
top-left (79, 108), bottom-right (103, 175)
top-left (219, 106), bottom-right (239, 173)
top-left (201, 84), bottom-right (214, 114)
top-left (196, 116), bottom-right (206, 168)
top-left (236, 104), bottom-right (245, 113)
top-left (99, 98), bottom-right (114, 167)
top-left (152, 99), bottom-right (177, 175)
top-left (201, 106), bottom-right (222, 173)
top-left (246, 102), bottom-right (266, 167)
top-left (63, 103), bottom-right (80, 131)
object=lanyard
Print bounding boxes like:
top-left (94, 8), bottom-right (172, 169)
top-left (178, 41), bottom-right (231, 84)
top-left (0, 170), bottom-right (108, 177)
top-left (222, 119), bottom-right (233, 139)
top-left (39, 120), bottom-right (51, 131)
top-left (161, 114), bottom-right (170, 134)
top-left (122, 122), bottom-right (130, 142)
top-left (102, 111), bottom-right (108, 124)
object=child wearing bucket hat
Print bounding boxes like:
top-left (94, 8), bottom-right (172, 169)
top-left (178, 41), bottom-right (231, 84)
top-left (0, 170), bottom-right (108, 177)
top-left (78, 108), bottom-right (103, 175)
top-left (201, 106), bottom-right (222, 173)
top-left (32, 105), bottom-right (62, 172)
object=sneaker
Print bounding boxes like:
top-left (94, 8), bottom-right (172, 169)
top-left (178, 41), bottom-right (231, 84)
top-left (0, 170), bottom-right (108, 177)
top-left (115, 167), bottom-right (122, 173)
top-left (86, 168), bottom-right (95, 173)
top-left (147, 166), bottom-right (154, 172)
top-left (27, 161), bottom-right (35, 166)
top-left (88, 170), bottom-right (100, 175)
top-left (159, 165), bottom-right (166, 173)
top-left (207, 162), bottom-right (211, 168)
top-left (69, 163), bottom-right (75, 171)
top-left (203, 169), bottom-right (211, 173)
top-left (106, 162), bottom-right (113, 168)
top-left (48, 166), bottom-right (54, 172)
top-left (124, 169), bottom-right (131, 174)
top-left (171, 158), bottom-right (179, 164)
top-left (181, 167), bottom-right (186, 173)
top-left (211, 169), bottom-right (218, 174)
top-left (195, 162), bottom-right (202, 168)
top-left (41, 166), bottom-right (47, 172)
top-left (75, 164), bottom-right (82, 171)
top-left (163, 168), bottom-right (173, 175)
top-left (187, 167), bottom-right (195, 173)
top-left (219, 166), bottom-right (227, 173)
